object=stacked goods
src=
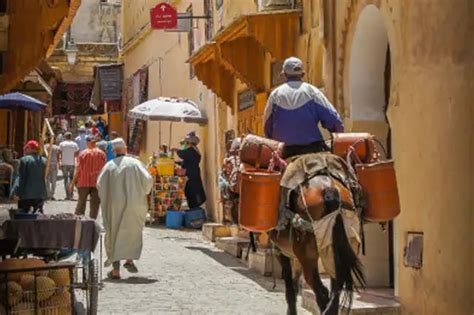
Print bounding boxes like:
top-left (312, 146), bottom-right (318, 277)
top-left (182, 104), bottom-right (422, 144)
top-left (0, 259), bottom-right (72, 314)
top-left (153, 176), bottom-right (187, 217)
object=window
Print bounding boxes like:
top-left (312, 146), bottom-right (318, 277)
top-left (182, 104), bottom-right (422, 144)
top-left (204, 0), bottom-right (213, 41)
top-left (187, 5), bottom-right (195, 79)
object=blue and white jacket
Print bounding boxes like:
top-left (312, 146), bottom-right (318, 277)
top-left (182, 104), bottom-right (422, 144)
top-left (263, 81), bottom-right (344, 146)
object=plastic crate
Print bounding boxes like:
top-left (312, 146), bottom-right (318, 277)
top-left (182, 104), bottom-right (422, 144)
top-left (184, 208), bottom-right (206, 229)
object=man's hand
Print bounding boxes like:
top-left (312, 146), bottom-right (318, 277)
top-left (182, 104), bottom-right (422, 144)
top-left (69, 183), bottom-right (75, 194)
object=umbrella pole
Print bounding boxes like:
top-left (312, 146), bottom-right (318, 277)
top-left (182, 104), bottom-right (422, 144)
top-left (159, 121), bottom-right (162, 148)
top-left (169, 122), bottom-right (172, 148)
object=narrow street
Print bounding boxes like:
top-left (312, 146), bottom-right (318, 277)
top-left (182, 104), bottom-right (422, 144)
top-left (0, 178), bottom-right (309, 315)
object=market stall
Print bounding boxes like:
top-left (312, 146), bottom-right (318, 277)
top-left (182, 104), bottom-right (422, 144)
top-left (129, 97), bottom-right (208, 228)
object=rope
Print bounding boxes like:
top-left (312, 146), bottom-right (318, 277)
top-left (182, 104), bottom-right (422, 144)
top-left (299, 184), bottom-right (315, 224)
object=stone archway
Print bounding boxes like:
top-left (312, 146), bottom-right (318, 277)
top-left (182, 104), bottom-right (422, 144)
top-left (342, 3), bottom-right (396, 288)
top-left (348, 4), bottom-right (389, 124)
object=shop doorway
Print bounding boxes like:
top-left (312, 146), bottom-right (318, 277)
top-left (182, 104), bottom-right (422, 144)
top-left (348, 4), bottom-right (395, 288)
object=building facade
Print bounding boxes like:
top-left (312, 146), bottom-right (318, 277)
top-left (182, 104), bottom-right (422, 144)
top-left (121, 1), bottom-right (473, 314)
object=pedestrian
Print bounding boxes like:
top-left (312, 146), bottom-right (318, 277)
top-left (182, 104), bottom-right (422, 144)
top-left (44, 137), bottom-right (60, 200)
top-left (106, 131), bottom-right (118, 161)
top-left (17, 140), bottom-right (48, 213)
top-left (173, 132), bottom-right (206, 209)
top-left (96, 134), bottom-right (108, 154)
top-left (58, 132), bottom-right (79, 200)
top-left (97, 138), bottom-right (153, 279)
top-left (75, 126), bottom-right (87, 152)
top-left (70, 135), bottom-right (106, 219)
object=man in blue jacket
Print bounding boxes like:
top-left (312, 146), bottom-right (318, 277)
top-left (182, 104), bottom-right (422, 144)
top-left (17, 140), bottom-right (48, 213)
top-left (264, 57), bottom-right (344, 158)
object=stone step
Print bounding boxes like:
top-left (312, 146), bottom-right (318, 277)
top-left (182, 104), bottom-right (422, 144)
top-left (215, 237), bottom-right (250, 258)
top-left (247, 249), bottom-right (282, 277)
top-left (202, 223), bottom-right (231, 242)
top-left (302, 288), bottom-right (400, 315)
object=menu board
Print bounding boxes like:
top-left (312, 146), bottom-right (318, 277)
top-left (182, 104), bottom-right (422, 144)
top-left (99, 64), bottom-right (123, 101)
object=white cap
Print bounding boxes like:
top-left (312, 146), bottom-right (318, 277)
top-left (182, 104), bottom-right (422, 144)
top-left (111, 138), bottom-right (126, 150)
top-left (78, 126), bottom-right (86, 133)
top-left (282, 57), bottom-right (304, 76)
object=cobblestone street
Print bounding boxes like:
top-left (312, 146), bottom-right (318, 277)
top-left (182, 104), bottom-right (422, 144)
top-left (0, 179), bottom-right (309, 315)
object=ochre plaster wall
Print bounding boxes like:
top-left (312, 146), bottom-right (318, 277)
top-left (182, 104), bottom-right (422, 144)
top-left (336, 1), bottom-right (473, 313)
top-left (122, 0), bottom-right (223, 221)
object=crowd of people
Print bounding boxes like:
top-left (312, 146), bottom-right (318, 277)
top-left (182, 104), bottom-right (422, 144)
top-left (14, 120), bottom-right (153, 279)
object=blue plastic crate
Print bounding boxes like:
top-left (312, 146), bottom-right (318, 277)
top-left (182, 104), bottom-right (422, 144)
top-left (166, 210), bottom-right (184, 229)
top-left (184, 208), bottom-right (206, 229)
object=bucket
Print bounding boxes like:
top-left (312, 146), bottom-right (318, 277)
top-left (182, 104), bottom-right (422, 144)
top-left (239, 169), bottom-right (281, 232)
top-left (166, 210), bottom-right (184, 229)
top-left (157, 157), bottom-right (175, 176)
top-left (355, 160), bottom-right (400, 222)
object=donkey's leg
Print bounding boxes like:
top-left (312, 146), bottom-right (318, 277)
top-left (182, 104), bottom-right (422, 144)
top-left (322, 278), bottom-right (340, 315)
top-left (279, 254), bottom-right (298, 315)
top-left (300, 257), bottom-right (329, 313)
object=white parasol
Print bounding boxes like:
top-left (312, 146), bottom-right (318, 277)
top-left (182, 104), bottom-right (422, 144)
top-left (128, 97), bottom-right (207, 147)
top-left (128, 97), bottom-right (207, 124)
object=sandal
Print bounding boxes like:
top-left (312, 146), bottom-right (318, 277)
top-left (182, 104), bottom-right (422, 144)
top-left (123, 262), bottom-right (138, 273)
top-left (107, 270), bottom-right (121, 280)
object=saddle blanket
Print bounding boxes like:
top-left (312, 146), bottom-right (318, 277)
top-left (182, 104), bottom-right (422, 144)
top-left (313, 209), bottom-right (360, 279)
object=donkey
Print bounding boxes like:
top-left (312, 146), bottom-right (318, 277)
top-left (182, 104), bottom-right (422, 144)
top-left (269, 173), bottom-right (365, 315)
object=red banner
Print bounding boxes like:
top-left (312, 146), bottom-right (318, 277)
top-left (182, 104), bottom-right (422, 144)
top-left (150, 2), bottom-right (178, 29)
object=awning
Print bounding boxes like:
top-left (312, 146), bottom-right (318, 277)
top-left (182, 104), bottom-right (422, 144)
top-left (189, 10), bottom-right (301, 106)
top-left (189, 43), bottom-right (235, 107)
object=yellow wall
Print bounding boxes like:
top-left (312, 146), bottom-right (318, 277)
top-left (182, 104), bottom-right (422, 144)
top-left (331, 0), bottom-right (473, 313)
top-left (122, 0), bottom-right (222, 220)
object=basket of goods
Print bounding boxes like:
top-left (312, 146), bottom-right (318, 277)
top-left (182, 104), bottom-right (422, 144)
top-left (0, 259), bottom-right (74, 315)
top-left (175, 167), bottom-right (186, 176)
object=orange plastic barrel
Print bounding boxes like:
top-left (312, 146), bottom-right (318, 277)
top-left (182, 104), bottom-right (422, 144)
top-left (239, 169), bottom-right (281, 232)
top-left (355, 160), bottom-right (400, 222)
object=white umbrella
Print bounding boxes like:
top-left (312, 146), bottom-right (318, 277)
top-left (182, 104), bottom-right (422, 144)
top-left (128, 97), bottom-right (207, 124)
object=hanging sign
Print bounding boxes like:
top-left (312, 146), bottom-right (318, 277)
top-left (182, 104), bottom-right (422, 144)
top-left (238, 89), bottom-right (256, 111)
top-left (150, 2), bottom-right (178, 29)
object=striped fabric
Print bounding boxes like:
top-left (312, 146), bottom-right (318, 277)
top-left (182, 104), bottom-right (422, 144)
top-left (77, 148), bottom-right (106, 188)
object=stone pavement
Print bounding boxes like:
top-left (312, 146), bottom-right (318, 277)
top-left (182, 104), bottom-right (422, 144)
top-left (0, 178), bottom-right (310, 315)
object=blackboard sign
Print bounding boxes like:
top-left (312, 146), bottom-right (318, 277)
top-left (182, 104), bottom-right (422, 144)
top-left (99, 65), bottom-right (123, 101)
top-left (238, 89), bottom-right (255, 111)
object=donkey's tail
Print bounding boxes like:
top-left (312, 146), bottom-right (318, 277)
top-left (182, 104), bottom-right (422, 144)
top-left (332, 212), bottom-right (366, 312)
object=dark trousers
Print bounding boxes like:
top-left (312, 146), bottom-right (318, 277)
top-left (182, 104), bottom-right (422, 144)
top-left (75, 187), bottom-right (100, 219)
top-left (282, 140), bottom-right (329, 159)
top-left (18, 199), bottom-right (44, 214)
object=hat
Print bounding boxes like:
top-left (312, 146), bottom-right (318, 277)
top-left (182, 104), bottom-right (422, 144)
top-left (24, 140), bottom-right (39, 151)
top-left (181, 131), bottom-right (200, 145)
top-left (64, 131), bottom-right (72, 138)
top-left (282, 57), bottom-right (304, 76)
top-left (85, 135), bottom-right (96, 142)
top-left (78, 126), bottom-right (86, 133)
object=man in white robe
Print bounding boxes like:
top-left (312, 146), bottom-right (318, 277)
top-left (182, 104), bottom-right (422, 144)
top-left (97, 138), bottom-right (153, 279)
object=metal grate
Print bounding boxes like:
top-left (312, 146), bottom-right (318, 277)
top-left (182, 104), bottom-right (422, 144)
top-left (404, 232), bottom-right (423, 268)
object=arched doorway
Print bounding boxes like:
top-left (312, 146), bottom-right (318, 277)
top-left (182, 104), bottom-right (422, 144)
top-left (347, 4), bottom-right (395, 288)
